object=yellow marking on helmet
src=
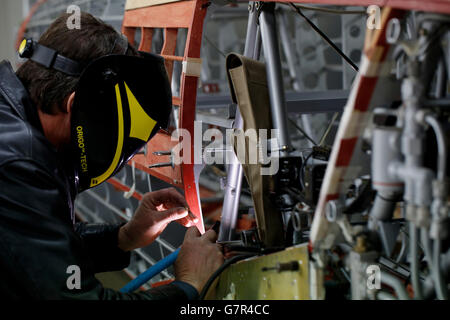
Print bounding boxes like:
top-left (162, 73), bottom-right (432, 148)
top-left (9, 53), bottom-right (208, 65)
top-left (90, 83), bottom-right (125, 188)
top-left (124, 82), bottom-right (157, 142)
top-left (19, 39), bottom-right (27, 55)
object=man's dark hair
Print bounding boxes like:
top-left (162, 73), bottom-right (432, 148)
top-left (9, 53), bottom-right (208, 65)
top-left (16, 12), bottom-right (138, 114)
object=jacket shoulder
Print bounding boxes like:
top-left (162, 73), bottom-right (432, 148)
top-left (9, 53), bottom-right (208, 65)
top-left (0, 95), bottom-right (57, 170)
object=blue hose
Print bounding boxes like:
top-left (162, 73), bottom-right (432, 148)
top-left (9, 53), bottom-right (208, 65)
top-left (120, 248), bottom-right (180, 293)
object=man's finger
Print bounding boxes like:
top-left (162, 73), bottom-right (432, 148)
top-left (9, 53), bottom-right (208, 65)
top-left (201, 229), bottom-right (218, 243)
top-left (188, 211), bottom-right (199, 223)
top-left (158, 188), bottom-right (188, 207)
top-left (176, 216), bottom-right (196, 228)
top-left (176, 211), bottom-right (199, 227)
top-left (157, 207), bottom-right (188, 223)
top-left (142, 188), bottom-right (188, 208)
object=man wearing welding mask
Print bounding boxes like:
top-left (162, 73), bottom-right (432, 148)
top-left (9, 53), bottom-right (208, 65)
top-left (0, 12), bottom-right (223, 299)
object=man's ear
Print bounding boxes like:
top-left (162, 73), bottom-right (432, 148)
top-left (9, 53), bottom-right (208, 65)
top-left (65, 92), bottom-right (76, 114)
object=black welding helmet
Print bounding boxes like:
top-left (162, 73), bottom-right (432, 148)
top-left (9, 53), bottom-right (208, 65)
top-left (18, 38), bottom-right (172, 192)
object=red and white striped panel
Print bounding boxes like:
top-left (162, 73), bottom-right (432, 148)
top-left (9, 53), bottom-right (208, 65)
top-left (310, 7), bottom-right (405, 249)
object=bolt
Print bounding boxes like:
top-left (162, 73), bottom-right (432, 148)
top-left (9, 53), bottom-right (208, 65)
top-left (354, 235), bottom-right (367, 253)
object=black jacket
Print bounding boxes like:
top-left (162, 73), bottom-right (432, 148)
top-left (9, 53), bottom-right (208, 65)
top-left (0, 61), bottom-right (188, 300)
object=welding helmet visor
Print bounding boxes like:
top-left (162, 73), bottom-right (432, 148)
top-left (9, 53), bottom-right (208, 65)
top-left (71, 52), bottom-right (172, 192)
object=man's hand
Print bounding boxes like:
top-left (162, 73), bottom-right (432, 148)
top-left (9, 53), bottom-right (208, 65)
top-left (174, 227), bottom-right (224, 294)
top-left (118, 188), bottom-right (198, 252)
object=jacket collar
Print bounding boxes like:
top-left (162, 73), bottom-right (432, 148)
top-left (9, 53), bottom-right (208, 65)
top-left (0, 60), bottom-right (43, 132)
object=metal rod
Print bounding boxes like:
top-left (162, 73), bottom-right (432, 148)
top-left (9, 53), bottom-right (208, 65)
top-left (253, 25), bottom-right (262, 60)
top-left (433, 239), bottom-right (448, 300)
top-left (218, 2), bottom-right (259, 242)
top-left (318, 112), bottom-right (340, 146)
top-left (410, 223), bottom-right (422, 299)
top-left (425, 114), bottom-right (447, 181)
top-left (289, 3), bottom-right (359, 73)
top-left (377, 291), bottom-right (397, 300)
top-left (381, 271), bottom-right (410, 300)
top-left (288, 118), bottom-right (317, 146)
top-left (260, 2), bottom-right (292, 157)
top-left (278, 9), bottom-right (315, 147)
top-left (420, 228), bottom-right (434, 275)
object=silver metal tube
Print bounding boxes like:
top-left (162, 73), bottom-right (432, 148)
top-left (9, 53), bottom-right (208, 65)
top-left (377, 291), bottom-right (397, 300)
top-left (370, 194), bottom-right (397, 226)
top-left (278, 11), bottom-right (300, 91)
top-left (218, 3), bottom-right (259, 242)
top-left (423, 244), bottom-right (450, 298)
top-left (425, 115), bottom-right (447, 181)
top-left (253, 27), bottom-right (262, 60)
top-left (410, 223), bottom-right (422, 299)
top-left (260, 3), bottom-right (291, 157)
top-left (421, 228), bottom-right (434, 274)
top-left (424, 115), bottom-right (448, 299)
top-left (395, 231), bottom-right (408, 264)
top-left (381, 271), bottom-right (410, 300)
top-left (401, 77), bottom-right (425, 206)
top-left (433, 239), bottom-right (448, 299)
top-left (434, 59), bottom-right (447, 98)
top-left (244, 3), bottom-right (259, 58)
top-left (278, 10), bottom-right (315, 147)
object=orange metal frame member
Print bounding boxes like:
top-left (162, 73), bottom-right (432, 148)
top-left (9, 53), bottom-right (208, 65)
top-left (121, 0), bottom-right (210, 234)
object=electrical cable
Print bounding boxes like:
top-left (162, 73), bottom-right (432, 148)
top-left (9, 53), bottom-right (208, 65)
top-left (204, 35), bottom-right (227, 59)
top-left (288, 3), bottom-right (359, 73)
top-left (199, 253), bottom-right (256, 299)
top-left (300, 151), bottom-right (314, 191)
top-left (288, 118), bottom-right (317, 146)
top-left (285, 4), bottom-right (366, 15)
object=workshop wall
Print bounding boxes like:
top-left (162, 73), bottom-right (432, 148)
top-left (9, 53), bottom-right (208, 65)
top-left (0, 0), bottom-right (25, 67)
